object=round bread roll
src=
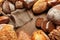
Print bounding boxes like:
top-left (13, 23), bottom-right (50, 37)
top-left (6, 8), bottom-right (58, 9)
top-left (0, 24), bottom-right (17, 40)
top-left (32, 30), bottom-right (50, 40)
top-left (33, 0), bottom-right (47, 14)
top-left (47, 4), bottom-right (60, 25)
top-left (3, 1), bottom-right (15, 14)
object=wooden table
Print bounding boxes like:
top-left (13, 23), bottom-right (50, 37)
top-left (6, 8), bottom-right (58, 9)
top-left (16, 12), bottom-right (47, 36)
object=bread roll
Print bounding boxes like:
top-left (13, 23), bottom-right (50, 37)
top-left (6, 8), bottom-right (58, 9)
top-left (3, 1), bottom-right (15, 14)
top-left (33, 0), bottom-right (47, 14)
top-left (41, 21), bottom-right (55, 33)
top-left (15, 1), bottom-right (23, 9)
top-left (35, 18), bottom-right (44, 28)
top-left (32, 30), bottom-right (50, 40)
top-left (0, 24), bottom-right (17, 40)
top-left (47, 4), bottom-right (60, 25)
top-left (0, 16), bottom-right (9, 24)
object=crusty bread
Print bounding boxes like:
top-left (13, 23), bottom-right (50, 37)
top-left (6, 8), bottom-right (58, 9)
top-left (32, 30), bottom-right (50, 40)
top-left (33, 0), bottom-right (47, 14)
top-left (0, 24), bottom-right (17, 40)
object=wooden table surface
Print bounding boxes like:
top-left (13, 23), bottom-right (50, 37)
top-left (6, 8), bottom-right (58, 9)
top-left (16, 12), bottom-right (47, 36)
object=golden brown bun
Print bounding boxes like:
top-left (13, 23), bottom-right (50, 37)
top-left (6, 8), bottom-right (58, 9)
top-left (32, 30), bottom-right (50, 40)
top-left (33, 0), bottom-right (47, 14)
top-left (0, 24), bottom-right (17, 40)
top-left (47, 4), bottom-right (60, 25)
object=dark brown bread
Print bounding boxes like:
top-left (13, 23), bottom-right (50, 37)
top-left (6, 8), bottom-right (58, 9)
top-left (49, 26), bottom-right (60, 40)
top-left (35, 18), bottom-right (44, 28)
top-left (0, 16), bottom-right (9, 24)
top-left (41, 21), bottom-right (55, 33)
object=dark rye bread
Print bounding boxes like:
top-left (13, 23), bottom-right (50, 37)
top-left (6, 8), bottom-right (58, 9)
top-left (41, 21), bottom-right (55, 33)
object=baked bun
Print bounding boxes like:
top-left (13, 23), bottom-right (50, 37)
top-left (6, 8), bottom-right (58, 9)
top-left (32, 30), bottom-right (50, 40)
top-left (33, 0), bottom-right (47, 14)
top-left (0, 24), bottom-right (17, 40)
top-left (47, 4), bottom-right (60, 25)
top-left (41, 21), bottom-right (55, 33)
top-left (35, 18), bottom-right (44, 28)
